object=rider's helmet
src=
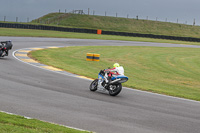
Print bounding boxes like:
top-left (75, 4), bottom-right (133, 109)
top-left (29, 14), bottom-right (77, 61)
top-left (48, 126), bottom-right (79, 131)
top-left (113, 63), bottom-right (120, 68)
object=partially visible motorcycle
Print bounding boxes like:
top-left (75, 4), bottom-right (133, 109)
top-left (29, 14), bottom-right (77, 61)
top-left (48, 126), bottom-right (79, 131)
top-left (0, 41), bottom-right (13, 57)
top-left (89, 69), bottom-right (128, 96)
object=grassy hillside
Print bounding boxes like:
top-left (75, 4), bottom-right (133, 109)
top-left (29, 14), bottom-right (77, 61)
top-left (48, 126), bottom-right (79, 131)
top-left (31, 13), bottom-right (200, 38)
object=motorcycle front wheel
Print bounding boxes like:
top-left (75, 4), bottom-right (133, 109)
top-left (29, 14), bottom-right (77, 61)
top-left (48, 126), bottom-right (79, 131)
top-left (108, 84), bottom-right (122, 96)
top-left (89, 79), bottom-right (98, 91)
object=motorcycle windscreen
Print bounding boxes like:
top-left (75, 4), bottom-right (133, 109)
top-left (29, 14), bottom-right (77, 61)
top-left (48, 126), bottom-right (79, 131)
top-left (98, 73), bottom-right (104, 79)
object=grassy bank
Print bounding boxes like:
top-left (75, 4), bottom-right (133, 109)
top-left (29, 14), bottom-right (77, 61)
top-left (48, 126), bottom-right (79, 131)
top-left (30, 46), bottom-right (200, 101)
top-left (0, 112), bottom-right (90, 133)
top-left (32, 13), bottom-right (200, 38)
top-left (1, 28), bottom-right (200, 46)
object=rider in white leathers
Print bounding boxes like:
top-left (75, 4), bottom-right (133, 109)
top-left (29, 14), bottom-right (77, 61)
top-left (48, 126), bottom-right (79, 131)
top-left (104, 63), bottom-right (124, 85)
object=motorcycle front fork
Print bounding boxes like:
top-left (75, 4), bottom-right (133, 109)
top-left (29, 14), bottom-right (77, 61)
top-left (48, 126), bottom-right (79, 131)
top-left (0, 50), bottom-right (5, 57)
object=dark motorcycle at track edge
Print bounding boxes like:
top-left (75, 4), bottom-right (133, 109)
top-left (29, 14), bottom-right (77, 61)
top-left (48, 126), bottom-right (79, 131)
top-left (0, 41), bottom-right (13, 58)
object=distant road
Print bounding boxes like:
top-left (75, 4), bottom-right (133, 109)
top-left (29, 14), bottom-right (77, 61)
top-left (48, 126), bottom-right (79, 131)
top-left (0, 36), bottom-right (200, 133)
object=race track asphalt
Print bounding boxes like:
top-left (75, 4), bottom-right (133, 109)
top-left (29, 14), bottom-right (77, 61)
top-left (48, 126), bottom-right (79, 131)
top-left (0, 36), bottom-right (200, 133)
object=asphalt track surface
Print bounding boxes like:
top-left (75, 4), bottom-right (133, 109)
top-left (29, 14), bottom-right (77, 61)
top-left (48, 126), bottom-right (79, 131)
top-left (0, 36), bottom-right (200, 133)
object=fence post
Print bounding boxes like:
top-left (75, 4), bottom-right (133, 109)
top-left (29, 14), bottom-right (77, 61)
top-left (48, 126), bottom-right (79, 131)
top-left (136, 15), bottom-right (138, 20)
top-left (193, 19), bottom-right (195, 26)
top-left (4, 16), bottom-right (6, 22)
top-left (88, 8), bottom-right (90, 15)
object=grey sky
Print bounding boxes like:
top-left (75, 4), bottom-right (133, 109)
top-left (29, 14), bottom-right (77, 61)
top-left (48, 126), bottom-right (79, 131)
top-left (1, 0), bottom-right (200, 25)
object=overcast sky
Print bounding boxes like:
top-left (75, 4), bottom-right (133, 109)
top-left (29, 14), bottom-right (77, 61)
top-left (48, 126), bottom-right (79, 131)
top-left (1, 0), bottom-right (200, 25)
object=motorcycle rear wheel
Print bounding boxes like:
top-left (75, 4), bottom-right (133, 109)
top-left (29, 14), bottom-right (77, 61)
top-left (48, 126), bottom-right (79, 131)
top-left (89, 79), bottom-right (98, 91)
top-left (108, 84), bottom-right (122, 96)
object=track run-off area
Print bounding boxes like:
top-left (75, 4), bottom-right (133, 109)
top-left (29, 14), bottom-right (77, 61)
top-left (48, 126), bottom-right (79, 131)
top-left (0, 36), bottom-right (200, 133)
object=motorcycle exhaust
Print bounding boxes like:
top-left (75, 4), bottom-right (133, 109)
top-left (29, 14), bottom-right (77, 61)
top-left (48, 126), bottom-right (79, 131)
top-left (110, 79), bottom-right (121, 84)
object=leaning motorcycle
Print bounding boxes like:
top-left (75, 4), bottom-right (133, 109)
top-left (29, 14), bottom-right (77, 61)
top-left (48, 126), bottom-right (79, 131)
top-left (0, 41), bottom-right (13, 57)
top-left (89, 70), bottom-right (128, 96)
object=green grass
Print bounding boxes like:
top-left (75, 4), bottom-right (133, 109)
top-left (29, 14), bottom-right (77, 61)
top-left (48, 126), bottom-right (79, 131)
top-left (0, 112), bottom-right (90, 133)
top-left (31, 46), bottom-right (200, 101)
top-left (1, 27), bottom-right (200, 46)
top-left (32, 13), bottom-right (200, 38)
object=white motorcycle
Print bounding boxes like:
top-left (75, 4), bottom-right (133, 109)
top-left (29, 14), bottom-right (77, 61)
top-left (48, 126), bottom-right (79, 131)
top-left (89, 70), bottom-right (128, 96)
